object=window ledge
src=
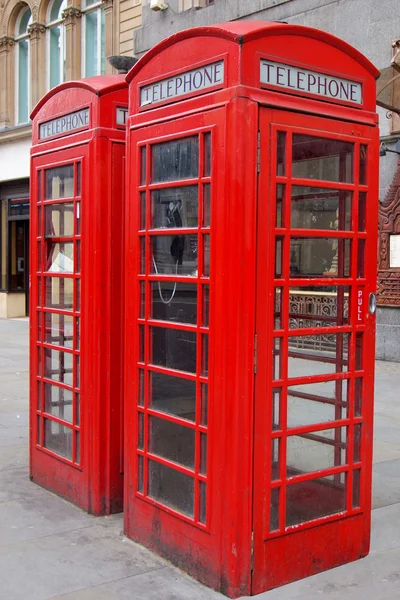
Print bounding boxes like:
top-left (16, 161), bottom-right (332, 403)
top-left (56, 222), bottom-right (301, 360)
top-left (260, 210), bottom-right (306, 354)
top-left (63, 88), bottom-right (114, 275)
top-left (0, 123), bottom-right (32, 142)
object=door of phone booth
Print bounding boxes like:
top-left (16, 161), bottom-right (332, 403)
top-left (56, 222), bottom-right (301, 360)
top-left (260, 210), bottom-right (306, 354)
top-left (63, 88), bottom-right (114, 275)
top-left (30, 76), bottom-right (128, 515)
top-left (124, 22), bottom-right (380, 597)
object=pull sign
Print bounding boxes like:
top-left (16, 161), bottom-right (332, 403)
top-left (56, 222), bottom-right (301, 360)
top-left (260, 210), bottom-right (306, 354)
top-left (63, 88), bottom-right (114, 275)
top-left (369, 293), bottom-right (377, 315)
top-left (357, 288), bottom-right (364, 323)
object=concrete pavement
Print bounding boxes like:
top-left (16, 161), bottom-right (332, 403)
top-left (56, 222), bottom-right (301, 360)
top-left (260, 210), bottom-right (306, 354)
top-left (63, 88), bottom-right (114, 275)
top-left (0, 318), bottom-right (399, 599)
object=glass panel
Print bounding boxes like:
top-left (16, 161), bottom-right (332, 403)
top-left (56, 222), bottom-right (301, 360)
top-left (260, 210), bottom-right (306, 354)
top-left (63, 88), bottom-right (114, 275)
top-left (140, 281), bottom-right (146, 318)
top-left (140, 192), bottom-right (146, 230)
top-left (44, 418), bottom-right (72, 460)
top-left (292, 135), bottom-right (354, 183)
top-left (200, 383), bottom-right (208, 426)
top-left (50, 0), bottom-right (65, 22)
top-left (138, 325), bottom-right (144, 362)
top-left (291, 187), bottom-right (351, 231)
top-left (273, 338), bottom-right (282, 380)
top-left (46, 242), bottom-right (74, 273)
top-left (149, 415), bottom-right (195, 468)
top-left (18, 39), bottom-right (29, 124)
top-left (199, 481), bottom-right (207, 524)
top-left (203, 184), bottom-right (211, 226)
top-left (358, 192), bottom-right (366, 232)
top-left (288, 333), bottom-right (349, 378)
top-left (138, 412), bottom-right (144, 449)
top-left (359, 145), bottom-right (367, 185)
top-left (203, 234), bottom-right (210, 276)
top-left (203, 132), bottom-right (211, 177)
top-left (50, 26), bottom-right (61, 88)
top-left (37, 416), bottom-right (42, 445)
top-left (358, 240), bottom-right (365, 277)
top-left (352, 469), bottom-right (361, 508)
top-left (289, 286), bottom-right (350, 329)
top-left (270, 487), bottom-right (280, 531)
top-left (75, 393), bottom-right (80, 425)
top-left (45, 313), bottom-right (73, 348)
top-left (151, 282), bottom-right (197, 324)
top-left (138, 369), bottom-right (144, 406)
top-left (38, 278), bottom-right (42, 306)
top-left (76, 202), bottom-right (81, 234)
top-left (151, 235), bottom-right (197, 277)
top-left (202, 334), bottom-right (208, 376)
top-left (45, 277), bottom-right (73, 310)
top-left (9, 221), bottom-right (27, 290)
top-left (151, 327), bottom-right (196, 373)
top-left (137, 455), bottom-right (144, 493)
top-left (140, 147), bottom-right (146, 186)
top-left (45, 166), bottom-right (74, 199)
top-left (275, 238), bottom-right (283, 277)
top-left (274, 287), bottom-right (283, 329)
top-left (150, 371), bottom-right (196, 421)
top-left (148, 460), bottom-right (194, 517)
top-left (18, 7), bottom-right (31, 34)
top-left (140, 237), bottom-right (146, 274)
top-left (355, 333), bottom-right (363, 371)
top-left (276, 184), bottom-right (284, 228)
top-left (75, 431), bottom-right (80, 464)
top-left (44, 383), bottom-right (73, 422)
top-left (271, 438), bottom-right (280, 480)
top-left (354, 377), bottom-right (362, 416)
top-left (272, 388), bottom-right (281, 430)
top-left (45, 203), bottom-right (74, 237)
top-left (44, 348), bottom-right (73, 386)
top-left (289, 238), bottom-right (351, 278)
top-left (286, 427), bottom-right (347, 477)
top-left (75, 278), bottom-right (81, 311)
top-left (75, 355), bottom-right (80, 388)
top-left (75, 241), bottom-right (80, 273)
top-left (277, 132), bottom-right (286, 176)
top-left (200, 433), bottom-right (207, 475)
top-left (151, 137), bottom-right (199, 183)
top-left (202, 285), bottom-right (209, 327)
top-left (288, 380), bottom-right (347, 428)
top-left (76, 164), bottom-right (81, 197)
top-left (354, 424), bottom-right (361, 462)
top-left (151, 186), bottom-right (198, 229)
top-left (286, 474), bottom-right (346, 527)
top-left (85, 10), bottom-right (98, 77)
top-left (37, 346), bottom-right (42, 376)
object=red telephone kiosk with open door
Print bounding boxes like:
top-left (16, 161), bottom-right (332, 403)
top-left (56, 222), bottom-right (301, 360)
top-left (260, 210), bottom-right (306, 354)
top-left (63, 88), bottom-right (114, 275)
top-left (30, 76), bottom-right (128, 515)
top-left (124, 22), bottom-right (380, 596)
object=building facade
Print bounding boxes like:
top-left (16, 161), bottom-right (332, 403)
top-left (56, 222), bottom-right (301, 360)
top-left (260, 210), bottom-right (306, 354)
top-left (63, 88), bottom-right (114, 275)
top-left (0, 0), bottom-right (142, 317)
top-left (133, 0), bottom-right (400, 360)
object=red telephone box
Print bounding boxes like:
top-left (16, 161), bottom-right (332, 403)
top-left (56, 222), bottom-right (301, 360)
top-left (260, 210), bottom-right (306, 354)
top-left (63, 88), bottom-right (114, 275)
top-left (30, 76), bottom-right (128, 515)
top-left (124, 22), bottom-right (380, 596)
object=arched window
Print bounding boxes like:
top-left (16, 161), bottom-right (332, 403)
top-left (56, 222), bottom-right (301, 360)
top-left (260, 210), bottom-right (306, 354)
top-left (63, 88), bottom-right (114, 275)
top-left (47, 0), bottom-right (67, 89)
top-left (15, 6), bottom-right (32, 124)
top-left (81, 0), bottom-right (105, 77)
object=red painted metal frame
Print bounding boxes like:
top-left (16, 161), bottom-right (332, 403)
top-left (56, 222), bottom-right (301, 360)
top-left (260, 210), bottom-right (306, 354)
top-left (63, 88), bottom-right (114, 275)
top-left (124, 21), bottom-right (379, 598)
top-left (30, 76), bottom-right (128, 514)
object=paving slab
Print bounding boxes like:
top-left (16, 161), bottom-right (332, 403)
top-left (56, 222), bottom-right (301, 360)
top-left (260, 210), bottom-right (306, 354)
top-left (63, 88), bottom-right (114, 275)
top-left (0, 467), bottom-right (48, 503)
top-left (372, 458), bottom-right (400, 509)
top-left (0, 444), bottom-right (28, 471)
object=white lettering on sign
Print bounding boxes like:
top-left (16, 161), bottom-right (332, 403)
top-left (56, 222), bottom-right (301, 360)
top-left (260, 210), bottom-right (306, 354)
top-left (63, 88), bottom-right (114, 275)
top-left (39, 108), bottom-right (90, 140)
top-left (390, 234), bottom-right (400, 268)
top-left (260, 59), bottom-right (362, 105)
top-left (140, 60), bottom-right (224, 107)
top-left (358, 289), bottom-right (364, 322)
top-left (116, 107), bottom-right (128, 126)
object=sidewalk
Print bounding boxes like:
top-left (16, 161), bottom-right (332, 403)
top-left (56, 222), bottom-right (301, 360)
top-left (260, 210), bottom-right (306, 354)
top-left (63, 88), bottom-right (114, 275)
top-left (0, 318), bottom-right (399, 600)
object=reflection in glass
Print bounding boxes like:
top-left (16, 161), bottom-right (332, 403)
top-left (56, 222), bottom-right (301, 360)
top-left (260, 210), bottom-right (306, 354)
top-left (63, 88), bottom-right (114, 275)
top-left (286, 474), bottom-right (346, 526)
top-left (45, 203), bottom-right (74, 237)
top-left (151, 327), bottom-right (196, 373)
top-left (151, 282), bottom-right (197, 324)
top-left (292, 135), bottom-right (353, 182)
top-left (149, 415), bottom-right (195, 468)
top-left (44, 348), bottom-right (73, 385)
top-left (290, 238), bottom-right (351, 278)
top-left (288, 380), bottom-right (347, 428)
top-left (45, 277), bottom-right (73, 310)
top-left (152, 136), bottom-right (199, 183)
top-left (151, 235), bottom-right (198, 277)
top-left (45, 313), bottom-right (73, 348)
top-left (288, 286), bottom-right (350, 329)
top-left (150, 371), bottom-right (196, 421)
top-left (151, 186), bottom-right (198, 229)
top-left (45, 165), bottom-right (74, 199)
top-left (46, 242), bottom-right (74, 273)
top-left (286, 427), bottom-right (347, 477)
top-left (288, 333), bottom-right (349, 378)
top-left (148, 460), bottom-right (194, 517)
top-left (44, 418), bottom-right (72, 460)
top-left (291, 187), bottom-right (351, 231)
top-left (44, 383), bottom-right (73, 422)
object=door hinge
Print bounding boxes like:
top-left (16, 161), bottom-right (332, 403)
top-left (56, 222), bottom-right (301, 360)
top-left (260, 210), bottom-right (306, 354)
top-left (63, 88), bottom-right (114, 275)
top-left (250, 530), bottom-right (255, 571)
top-left (257, 130), bottom-right (261, 173)
top-left (253, 333), bottom-right (258, 374)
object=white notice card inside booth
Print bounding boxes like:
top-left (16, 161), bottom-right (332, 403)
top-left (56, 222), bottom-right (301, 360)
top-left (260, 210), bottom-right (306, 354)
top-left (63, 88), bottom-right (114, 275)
top-left (390, 234), bottom-right (400, 268)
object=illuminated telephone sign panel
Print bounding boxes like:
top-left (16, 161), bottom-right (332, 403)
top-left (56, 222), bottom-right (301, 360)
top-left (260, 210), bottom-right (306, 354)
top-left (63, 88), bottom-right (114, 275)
top-left (30, 76), bottom-right (128, 515)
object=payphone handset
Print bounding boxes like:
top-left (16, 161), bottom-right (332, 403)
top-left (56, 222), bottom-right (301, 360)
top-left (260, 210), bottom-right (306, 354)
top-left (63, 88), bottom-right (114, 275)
top-left (152, 199), bottom-right (183, 304)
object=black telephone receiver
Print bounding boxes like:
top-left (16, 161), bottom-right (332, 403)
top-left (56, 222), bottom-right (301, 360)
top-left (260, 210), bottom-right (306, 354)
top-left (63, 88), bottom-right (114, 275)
top-left (166, 201), bottom-right (185, 264)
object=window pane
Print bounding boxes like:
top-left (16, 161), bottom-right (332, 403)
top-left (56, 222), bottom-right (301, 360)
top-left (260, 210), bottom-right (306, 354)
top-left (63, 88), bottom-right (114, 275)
top-left (289, 286), bottom-right (350, 329)
top-left (45, 203), bottom-right (74, 237)
top-left (44, 348), bottom-right (73, 386)
top-left (50, 26), bottom-right (61, 88)
top-left (290, 238), bottom-right (351, 278)
top-left (292, 135), bottom-right (354, 183)
top-left (148, 460), bottom-right (194, 517)
top-left (286, 474), bottom-right (346, 527)
top-left (288, 333), bottom-right (349, 378)
top-left (44, 418), bottom-right (72, 460)
top-left (291, 187), bottom-right (352, 231)
top-left (18, 39), bottom-right (29, 123)
top-left (149, 415), bottom-right (195, 468)
top-left (151, 186), bottom-right (198, 229)
top-left (85, 10), bottom-right (98, 77)
top-left (151, 282), bottom-right (197, 324)
top-left (45, 312), bottom-right (73, 348)
top-left (288, 379), bottom-right (348, 428)
top-left (44, 383), bottom-right (73, 422)
top-left (150, 371), bottom-right (196, 421)
top-left (286, 427), bottom-right (347, 477)
top-left (46, 242), bottom-right (74, 273)
top-left (151, 327), bottom-right (196, 373)
top-left (151, 235), bottom-right (198, 277)
top-left (45, 277), bottom-right (73, 309)
top-left (152, 137), bottom-right (199, 183)
top-left (45, 166), bottom-right (74, 199)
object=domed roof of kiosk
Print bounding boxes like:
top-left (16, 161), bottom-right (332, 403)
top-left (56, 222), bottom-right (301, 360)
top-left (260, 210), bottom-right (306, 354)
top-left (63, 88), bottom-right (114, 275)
top-left (31, 75), bottom-right (127, 120)
top-left (126, 21), bottom-right (379, 83)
